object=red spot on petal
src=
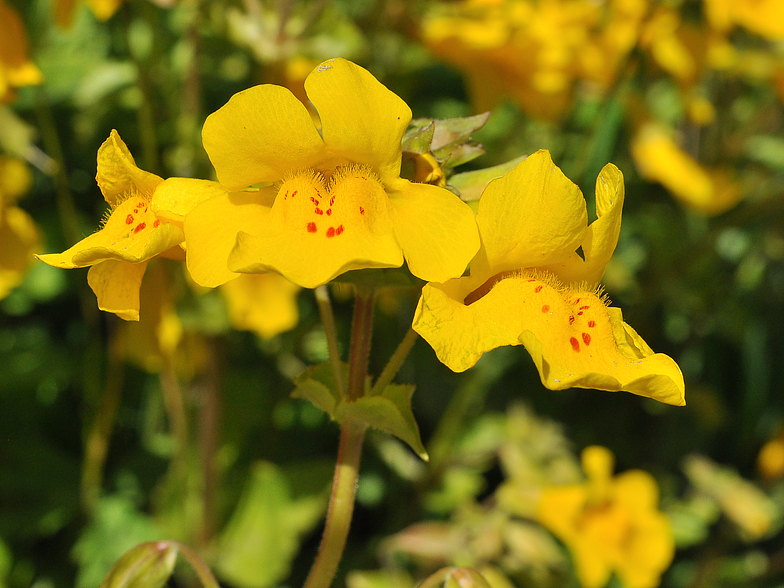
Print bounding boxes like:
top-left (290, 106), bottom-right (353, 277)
top-left (578, 311), bottom-right (584, 316)
top-left (535, 285), bottom-right (543, 293)
top-left (307, 222), bottom-right (317, 233)
top-left (326, 209), bottom-right (332, 216)
top-left (570, 337), bottom-right (580, 352)
top-left (310, 197), bottom-right (318, 204)
top-left (315, 189), bottom-right (321, 198)
top-left (292, 190), bottom-right (298, 197)
top-left (527, 279), bottom-right (536, 282)
top-left (359, 206), bottom-right (364, 215)
top-left (579, 305), bottom-right (590, 310)
top-left (541, 304), bottom-right (550, 313)
top-left (569, 316), bottom-right (576, 325)
top-left (153, 220), bottom-right (160, 228)
top-left (315, 208), bottom-right (323, 215)
top-left (582, 332), bottom-right (591, 346)
top-left (125, 214), bottom-right (134, 224)
top-left (133, 209), bottom-right (138, 214)
top-left (335, 225), bottom-right (344, 236)
top-left (134, 222), bottom-right (146, 234)
top-left (329, 197), bottom-right (335, 206)
top-left (326, 227), bottom-right (335, 238)
top-left (588, 320), bottom-right (596, 328)
top-left (575, 298), bottom-right (581, 303)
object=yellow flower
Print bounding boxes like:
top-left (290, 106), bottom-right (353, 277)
top-left (54, 0), bottom-right (124, 28)
top-left (36, 130), bottom-right (218, 320)
top-left (221, 273), bottom-right (300, 339)
top-left (704, 0), bottom-right (784, 40)
top-left (0, 157), bottom-right (40, 300)
top-left (0, 0), bottom-right (44, 103)
top-left (421, 0), bottom-right (647, 120)
top-left (413, 150), bottom-right (685, 406)
top-left (185, 58), bottom-right (479, 288)
top-left (537, 446), bottom-right (675, 588)
top-left (631, 124), bottom-right (742, 215)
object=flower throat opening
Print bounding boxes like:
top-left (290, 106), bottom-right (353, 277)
top-left (274, 163), bottom-right (387, 238)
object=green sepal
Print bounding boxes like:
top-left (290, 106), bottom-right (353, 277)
top-left (292, 364), bottom-right (428, 460)
top-left (402, 121), bottom-right (435, 155)
top-left (450, 155), bottom-right (528, 201)
top-left (98, 541), bottom-right (178, 588)
top-left (291, 362), bottom-right (345, 419)
top-left (337, 383), bottom-right (428, 461)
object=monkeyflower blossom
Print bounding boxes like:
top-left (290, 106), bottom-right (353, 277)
top-left (537, 446), bottom-right (675, 588)
top-left (36, 130), bottom-right (221, 320)
top-left (184, 58), bottom-right (479, 289)
top-left (413, 150), bottom-right (685, 406)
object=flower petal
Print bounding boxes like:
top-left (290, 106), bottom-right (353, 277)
top-left (152, 177), bottom-right (226, 228)
top-left (202, 85), bottom-right (326, 190)
top-left (37, 196), bottom-right (183, 268)
top-left (388, 179), bottom-right (479, 283)
top-left (304, 58), bottom-right (411, 183)
top-left (87, 259), bottom-right (150, 321)
top-left (0, 206), bottom-right (41, 299)
top-left (544, 163), bottom-right (625, 286)
top-left (221, 273), bottom-right (300, 339)
top-left (414, 271), bottom-right (685, 405)
top-left (475, 150), bottom-right (587, 277)
top-left (96, 130), bottom-right (163, 205)
top-left (183, 189), bottom-right (274, 288)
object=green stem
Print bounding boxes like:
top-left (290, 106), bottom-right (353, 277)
top-left (369, 328), bottom-right (418, 397)
top-left (172, 541), bottom-right (221, 588)
top-left (346, 286), bottom-right (375, 401)
top-left (302, 421), bottom-right (366, 588)
top-left (303, 286), bottom-right (376, 588)
top-left (315, 285), bottom-right (344, 395)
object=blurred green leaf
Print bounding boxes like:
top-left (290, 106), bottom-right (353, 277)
top-left (73, 497), bottom-right (166, 588)
top-left (215, 461), bottom-right (328, 588)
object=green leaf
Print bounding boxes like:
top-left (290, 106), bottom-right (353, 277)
top-left (215, 462), bottom-right (329, 588)
top-left (450, 156), bottom-right (527, 201)
top-left (291, 362), bottom-right (344, 418)
top-left (437, 143), bottom-right (486, 170)
top-left (430, 112), bottom-right (491, 152)
top-left (338, 384), bottom-right (428, 461)
top-left (402, 121), bottom-right (435, 155)
top-left (98, 542), bottom-right (177, 588)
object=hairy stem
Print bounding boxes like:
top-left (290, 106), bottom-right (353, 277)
top-left (302, 421), bottom-right (366, 588)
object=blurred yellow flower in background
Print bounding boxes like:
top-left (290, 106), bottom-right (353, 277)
top-left (36, 130), bottom-right (220, 320)
top-left (421, 0), bottom-right (648, 119)
top-left (631, 124), bottom-right (741, 215)
top-left (54, 0), bottom-right (124, 28)
top-left (186, 58), bottom-right (479, 288)
top-left (221, 273), bottom-right (300, 340)
top-left (0, 156), bottom-right (40, 300)
top-left (537, 446), bottom-right (674, 588)
top-left (413, 150), bottom-right (685, 405)
top-left (0, 0), bottom-right (44, 103)
top-left (703, 0), bottom-right (784, 40)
